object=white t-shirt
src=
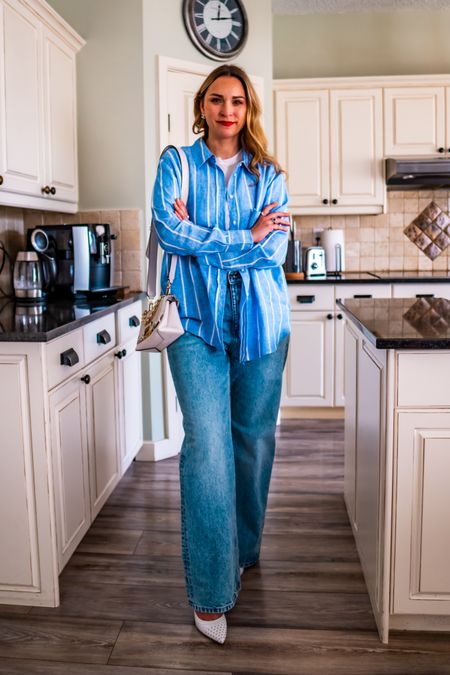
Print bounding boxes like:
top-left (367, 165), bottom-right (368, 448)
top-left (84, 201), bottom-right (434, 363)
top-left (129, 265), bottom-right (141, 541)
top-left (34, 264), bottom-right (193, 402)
top-left (216, 151), bottom-right (242, 229)
top-left (216, 151), bottom-right (242, 187)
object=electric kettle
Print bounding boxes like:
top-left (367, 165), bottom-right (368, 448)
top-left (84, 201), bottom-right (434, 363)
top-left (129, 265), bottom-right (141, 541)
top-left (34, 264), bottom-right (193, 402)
top-left (13, 251), bottom-right (49, 300)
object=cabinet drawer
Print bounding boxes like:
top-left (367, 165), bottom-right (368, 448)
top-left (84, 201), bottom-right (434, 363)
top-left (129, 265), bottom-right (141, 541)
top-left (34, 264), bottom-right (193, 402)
top-left (397, 352), bottom-right (450, 407)
top-left (288, 284), bottom-right (334, 311)
top-left (392, 283), bottom-right (450, 299)
top-left (117, 300), bottom-right (143, 345)
top-left (335, 283), bottom-right (391, 301)
top-left (83, 314), bottom-right (116, 365)
top-left (46, 329), bottom-right (85, 390)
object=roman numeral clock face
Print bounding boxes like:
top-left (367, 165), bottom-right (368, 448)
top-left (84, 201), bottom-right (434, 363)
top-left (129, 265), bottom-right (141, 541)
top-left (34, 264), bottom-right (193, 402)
top-left (183, 0), bottom-right (248, 61)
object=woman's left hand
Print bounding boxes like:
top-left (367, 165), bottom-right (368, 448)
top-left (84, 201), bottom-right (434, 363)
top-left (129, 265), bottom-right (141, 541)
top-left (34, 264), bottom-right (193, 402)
top-left (174, 198), bottom-right (189, 221)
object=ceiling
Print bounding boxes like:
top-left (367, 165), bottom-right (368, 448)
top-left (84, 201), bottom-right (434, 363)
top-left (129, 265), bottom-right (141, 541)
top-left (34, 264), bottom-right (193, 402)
top-left (272, 0), bottom-right (450, 13)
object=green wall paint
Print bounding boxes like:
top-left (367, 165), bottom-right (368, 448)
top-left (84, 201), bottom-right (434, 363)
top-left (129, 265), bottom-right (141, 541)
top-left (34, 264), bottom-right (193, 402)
top-left (273, 9), bottom-right (450, 79)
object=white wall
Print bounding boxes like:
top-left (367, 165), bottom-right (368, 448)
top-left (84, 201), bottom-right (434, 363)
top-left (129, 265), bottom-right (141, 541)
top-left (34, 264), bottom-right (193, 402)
top-left (273, 7), bottom-right (450, 79)
top-left (45, 0), bottom-right (274, 443)
top-left (46, 0), bottom-right (146, 210)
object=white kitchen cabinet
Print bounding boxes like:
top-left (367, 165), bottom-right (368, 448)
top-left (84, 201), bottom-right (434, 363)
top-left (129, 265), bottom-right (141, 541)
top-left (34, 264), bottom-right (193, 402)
top-left (391, 282), bottom-right (450, 299)
top-left (42, 26), bottom-right (79, 204)
top-left (394, 410), bottom-right (450, 616)
top-left (384, 86), bottom-right (446, 156)
top-left (282, 310), bottom-right (334, 407)
top-left (0, 0), bottom-right (84, 212)
top-left (282, 282), bottom-right (392, 410)
top-left (274, 84), bottom-right (384, 214)
top-left (0, 0), bottom-right (43, 197)
top-left (49, 374), bottom-right (90, 572)
top-left (86, 352), bottom-right (120, 519)
top-left (115, 300), bottom-right (143, 474)
top-left (0, 297), bottom-right (144, 605)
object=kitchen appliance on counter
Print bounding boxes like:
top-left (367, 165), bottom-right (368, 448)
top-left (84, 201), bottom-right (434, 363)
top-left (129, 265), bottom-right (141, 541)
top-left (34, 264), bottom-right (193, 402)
top-left (322, 227), bottom-right (345, 274)
top-left (26, 224), bottom-right (120, 297)
top-left (13, 251), bottom-right (55, 301)
top-left (283, 217), bottom-right (302, 274)
top-left (304, 246), bottom-right (326, 280)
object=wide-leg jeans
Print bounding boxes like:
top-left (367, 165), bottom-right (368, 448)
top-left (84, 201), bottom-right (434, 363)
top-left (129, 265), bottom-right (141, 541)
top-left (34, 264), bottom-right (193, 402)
top-left (167, 271), bottom-right (289, 613)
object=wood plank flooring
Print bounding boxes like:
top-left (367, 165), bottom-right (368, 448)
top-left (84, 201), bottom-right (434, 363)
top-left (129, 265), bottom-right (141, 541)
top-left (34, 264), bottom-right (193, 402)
top-left (2, 419), bottom-right (450, 673)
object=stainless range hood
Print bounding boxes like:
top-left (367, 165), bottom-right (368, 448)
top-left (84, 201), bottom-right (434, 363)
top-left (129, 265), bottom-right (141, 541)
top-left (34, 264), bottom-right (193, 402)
top-left (386, 157), bottom-right (450, 189)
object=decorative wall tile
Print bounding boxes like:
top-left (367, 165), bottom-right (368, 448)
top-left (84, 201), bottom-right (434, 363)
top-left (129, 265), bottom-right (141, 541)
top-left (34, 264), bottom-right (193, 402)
top-left (404, 201), bottom-right (450, 260)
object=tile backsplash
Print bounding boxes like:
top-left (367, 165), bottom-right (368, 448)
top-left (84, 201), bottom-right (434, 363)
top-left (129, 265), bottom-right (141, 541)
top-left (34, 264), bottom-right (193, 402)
top-left (293, 190), bottom-right (450, 273)
top-left (0, 206), bottom-right (143, 296)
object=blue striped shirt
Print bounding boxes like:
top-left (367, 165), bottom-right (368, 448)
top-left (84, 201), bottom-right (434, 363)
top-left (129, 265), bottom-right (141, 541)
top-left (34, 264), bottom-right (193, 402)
top-left (151, 138), bottom-right (290, 362)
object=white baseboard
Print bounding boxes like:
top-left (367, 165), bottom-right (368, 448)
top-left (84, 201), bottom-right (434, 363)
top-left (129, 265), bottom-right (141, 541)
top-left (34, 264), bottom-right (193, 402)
top-left (136, 439), bottom-right (180, 462)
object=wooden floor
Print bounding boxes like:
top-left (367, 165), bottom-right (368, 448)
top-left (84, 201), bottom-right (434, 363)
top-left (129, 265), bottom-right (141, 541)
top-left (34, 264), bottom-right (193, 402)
top-left (2, 419), bottom-right (450, 674)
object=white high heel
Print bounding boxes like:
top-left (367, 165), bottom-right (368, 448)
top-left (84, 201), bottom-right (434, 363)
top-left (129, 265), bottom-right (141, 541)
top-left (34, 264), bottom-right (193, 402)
top-left (194, 612), bottom-right (227, 644)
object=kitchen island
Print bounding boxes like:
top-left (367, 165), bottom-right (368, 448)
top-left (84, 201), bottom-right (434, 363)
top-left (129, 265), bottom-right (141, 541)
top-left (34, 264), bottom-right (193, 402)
top-left (339, 295), bottom-right (450, 642)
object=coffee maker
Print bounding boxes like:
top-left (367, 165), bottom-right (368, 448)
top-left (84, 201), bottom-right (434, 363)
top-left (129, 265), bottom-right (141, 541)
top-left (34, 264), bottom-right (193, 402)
top-left (26, 224), bottom-right (118, 297)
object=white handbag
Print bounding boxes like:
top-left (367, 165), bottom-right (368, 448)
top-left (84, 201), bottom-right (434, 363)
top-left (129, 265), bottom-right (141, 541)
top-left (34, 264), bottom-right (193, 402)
top-left (136, 146), bottom-right (188, 353)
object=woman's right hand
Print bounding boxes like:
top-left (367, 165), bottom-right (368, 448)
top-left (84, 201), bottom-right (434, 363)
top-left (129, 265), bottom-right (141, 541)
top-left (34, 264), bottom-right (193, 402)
top-left (251, 202), bottom-right (291, 243)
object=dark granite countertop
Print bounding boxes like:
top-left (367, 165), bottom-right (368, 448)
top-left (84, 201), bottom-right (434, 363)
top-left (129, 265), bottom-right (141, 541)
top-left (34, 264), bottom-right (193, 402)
top-left (337, 296), bottom-right (450, 349)
top-left (0, 291), bottom-right (145, 342)
top-left (286, 271), bottom-right (450, 284)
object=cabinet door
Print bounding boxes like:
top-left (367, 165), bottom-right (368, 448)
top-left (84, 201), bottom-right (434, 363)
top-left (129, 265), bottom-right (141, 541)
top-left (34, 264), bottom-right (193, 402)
top-left (384, 87), bottom-right (446, 156)
top-left (117, 340), bottom-right (143, 474)
top-left (49, 376), bottom-right (90, 572)
top-left (275, 89), bottom-right (329, 208)
top-left (334, 311), bottom-right (346, 407)
top-left (394, 411), bottom-right (450, 615)
top-left (343, 321), bottom-right (358, 528)
top-left (42, 27), bottom-right (78, 203)
top-left (86, 353), bottom-right (120, 519)
top-left (355, 339), bottom-right (386, 620)
top-left (0, 0), bottom-right (43, 196)
top-left (281, 310), bottom-right (334, 407)
top-left (330, 89), bottom-right (384, 207)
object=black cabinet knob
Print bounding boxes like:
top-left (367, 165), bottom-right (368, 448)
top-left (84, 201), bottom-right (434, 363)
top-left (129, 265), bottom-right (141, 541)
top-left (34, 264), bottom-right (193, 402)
top-left (96, 329), bottom-right (111, 345)
top-left (41, 185), bottom-right (50, 194)
top-left (0, 175), bottom-right (3, 186)
top-left (50, 186), bottom-right (56, 195)
top-left (322, 198), bottom-right (329, 205)
top-left (326, 313), bottom-right (333, 320)
top-left (438, 147), bottom-right (445, 153)
top-left (337, 313), bottom-right (343, 320)
top-left (332, 198), bottom-right (338, 205)
top-left (129, 315), bottom-right (140, 327)
top-left (115, 349), bottom-right (127, 359)
top-left (60, 348), bottom-right (79, 367)
top-left (122, 348), bottom-right (127, 358)
top-left (80, 374), bottom-right (91, 384)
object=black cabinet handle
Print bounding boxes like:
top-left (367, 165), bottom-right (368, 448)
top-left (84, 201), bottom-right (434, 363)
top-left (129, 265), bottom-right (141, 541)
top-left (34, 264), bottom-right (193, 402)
top-left (353, 294), bottom-right (372, 299)
top-left (50, 186), bottom-right (56, 195)
top-left (80, 374), bottom-right (91, 384)
top-left (296, 295), bottom-right (315, 304)
top-left (96, 329), bottom-right (111, 345)
top-left (337, 313), bottom-right (343, 320)
top-left (122, 348), bottom-right (127, 358)
top-left (0, 175), bottom-right (3, 186)
top-left (129, 315), bottom-right (140, 327)
top-left (438, 147), bottom-right (445, 153)
top-left (327, 313), bottom-right (333, 320)
top-left (332, 198), bottom-right (338, 205)
top-left (322, 198), bottom-right (328, 205)
top-left (115, 349), bottom-right (127, 359)
top-left (60, 348), bottom-right (79, 367)
top-left (416, 293), bottom-right (434, 298)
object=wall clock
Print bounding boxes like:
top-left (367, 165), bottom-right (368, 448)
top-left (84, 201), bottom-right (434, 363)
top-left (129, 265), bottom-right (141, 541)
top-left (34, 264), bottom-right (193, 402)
top-left (182, 0), bottom-right (248, 62)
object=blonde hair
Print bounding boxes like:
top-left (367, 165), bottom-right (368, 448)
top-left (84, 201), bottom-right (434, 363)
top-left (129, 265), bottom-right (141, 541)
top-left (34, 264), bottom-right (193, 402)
top-left (192, 64), bottom-right (283, 179)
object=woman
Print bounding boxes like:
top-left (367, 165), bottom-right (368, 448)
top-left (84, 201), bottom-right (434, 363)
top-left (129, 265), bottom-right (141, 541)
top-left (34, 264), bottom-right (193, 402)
top-left (152, 64), bottom-right (291, 644)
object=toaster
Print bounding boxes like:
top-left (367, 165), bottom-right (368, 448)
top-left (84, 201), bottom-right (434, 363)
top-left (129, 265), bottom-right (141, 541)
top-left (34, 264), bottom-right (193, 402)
top-left (304, 246), bottom-right (327, 279)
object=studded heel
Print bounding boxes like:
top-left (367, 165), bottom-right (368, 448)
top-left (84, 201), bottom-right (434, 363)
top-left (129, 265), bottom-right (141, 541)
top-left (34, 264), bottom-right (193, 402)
top-left (194, 612), bottom-right (227, 644)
